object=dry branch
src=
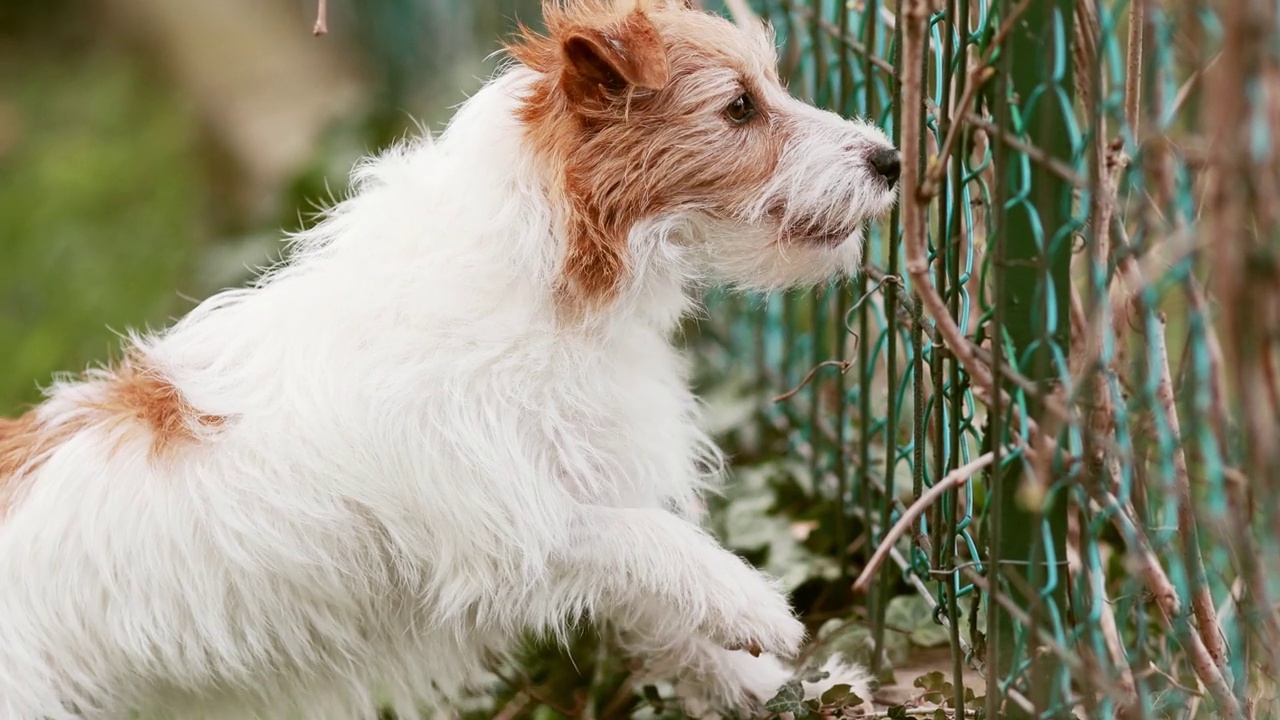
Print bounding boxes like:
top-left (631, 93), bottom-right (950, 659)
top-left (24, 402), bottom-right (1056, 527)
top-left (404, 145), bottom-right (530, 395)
top-left (900, 0), bottom-right (1003, 420)
top-left (852, 452), bottom-right (998, 594)
top-left (1117, 245), bottom-right (1231, 683)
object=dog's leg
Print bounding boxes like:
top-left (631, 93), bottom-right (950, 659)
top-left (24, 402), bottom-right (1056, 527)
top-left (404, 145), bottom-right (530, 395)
top-left (548, 506), bottom-right (805, 659)
top-left (618, 620), bottom-right (874, 718)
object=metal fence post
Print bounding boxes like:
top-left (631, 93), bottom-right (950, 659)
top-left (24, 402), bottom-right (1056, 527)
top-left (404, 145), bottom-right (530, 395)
top-left (988, 0), bottom-right (1075, 716)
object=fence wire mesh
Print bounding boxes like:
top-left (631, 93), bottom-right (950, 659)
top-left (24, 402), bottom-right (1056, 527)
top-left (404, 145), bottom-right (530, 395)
top-left (693, 0), bottom-right (1280, 717)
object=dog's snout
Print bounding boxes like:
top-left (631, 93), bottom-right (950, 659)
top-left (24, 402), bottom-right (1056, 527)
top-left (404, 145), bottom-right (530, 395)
top-left (868, 147), bottom-right (901, 186)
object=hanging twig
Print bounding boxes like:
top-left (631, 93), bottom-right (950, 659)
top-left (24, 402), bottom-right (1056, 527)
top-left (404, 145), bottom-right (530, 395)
top-left (313, 0), bottom-right (328, 36)
top-left (784, 1), bottom-right (898, 80)
top-left (963, 115), bottom-right (1089, 187)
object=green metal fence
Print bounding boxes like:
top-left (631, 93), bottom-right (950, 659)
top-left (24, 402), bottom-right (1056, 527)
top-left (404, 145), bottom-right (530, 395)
top-left (694, 0), bottom-right (1280, 717)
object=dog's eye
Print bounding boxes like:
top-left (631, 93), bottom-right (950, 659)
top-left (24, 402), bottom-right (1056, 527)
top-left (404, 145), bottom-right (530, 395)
top-left (725, 93), bottom-right (756, 124)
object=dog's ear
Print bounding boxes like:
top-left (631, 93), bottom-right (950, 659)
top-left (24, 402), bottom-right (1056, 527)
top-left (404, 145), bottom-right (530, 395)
top-left (561, 10), bottom-right (669, 99)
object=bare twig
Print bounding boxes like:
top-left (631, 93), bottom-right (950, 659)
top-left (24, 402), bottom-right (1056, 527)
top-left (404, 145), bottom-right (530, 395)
top-left (900, 0), bottom-right (1004, 423)
top-left (964, 114), bottom-right (1089, 186)
top-left (772, 360), bottom-right (852, 403)
top-left (852, 452), bottom-right (997, 593)
top-left (1116, 253), bottom-right (1230, 682)
top-left (1164, 52), bottom-right (1221, 127)
top-left (959, 566), bottom-right (1127, 709)
top-left (783, 1), bottom-right (898, 80)
top-left (1066, 504), bottom-right (1138, 713)
top-left (921, 66), bottom-right (995, 199)
top-left (1124, 0), bottom-right (1144, 137)
top-left (1095, 488), bottom-right (1243, 718)
top-left (312, 0), bottom-right (328, 36)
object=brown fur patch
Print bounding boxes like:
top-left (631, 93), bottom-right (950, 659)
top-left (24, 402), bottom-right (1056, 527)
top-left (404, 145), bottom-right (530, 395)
top-left (0, 411), bottom-right (91, 513)
top-left (0, 413), bottom-right (64, 486)
top-left (509, 0), bottom-right (788, 310)
top-left (85, 355), bottom-right (226, 458)
top-left (0, 355), bottom-right (225, 510)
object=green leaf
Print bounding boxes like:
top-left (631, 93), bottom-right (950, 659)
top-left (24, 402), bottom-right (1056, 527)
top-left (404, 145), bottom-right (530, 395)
top-left (718, 464), bottom-right (839, 592)
top-left (764, 679), bottom-right (807, 715)
top-left (913, 671), bottom-right (948, 692)
top-left (819, 683), bottom-right (852, 706)
top-left (885, 595), bottom-right (951, 648)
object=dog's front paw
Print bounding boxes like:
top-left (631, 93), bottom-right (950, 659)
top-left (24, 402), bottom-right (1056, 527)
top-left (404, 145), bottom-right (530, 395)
top-left (699, 562), bottom-right (806, 658)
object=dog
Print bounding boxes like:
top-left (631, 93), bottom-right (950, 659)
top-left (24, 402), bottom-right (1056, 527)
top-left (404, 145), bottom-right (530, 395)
top-left (0, 0), bottom-right (899, 717)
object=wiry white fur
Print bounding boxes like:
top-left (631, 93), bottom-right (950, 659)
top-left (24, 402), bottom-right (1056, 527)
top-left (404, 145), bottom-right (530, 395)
top-left (706, 86), bottom-right (896, 290)
top-left (0, 57), bottom-right (894, 720)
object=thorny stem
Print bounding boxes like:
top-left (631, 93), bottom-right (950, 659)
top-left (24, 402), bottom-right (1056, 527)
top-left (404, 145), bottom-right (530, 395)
top-left (1071, 5), bottom-right (1139, 711)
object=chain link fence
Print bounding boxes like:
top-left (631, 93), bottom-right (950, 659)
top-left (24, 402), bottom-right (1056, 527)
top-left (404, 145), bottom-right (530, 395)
top-left (692, 0), bottom-right (1280, 717)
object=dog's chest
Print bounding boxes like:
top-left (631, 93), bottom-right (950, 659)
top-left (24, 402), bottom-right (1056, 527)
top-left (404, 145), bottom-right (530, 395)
top-left (536, 336), bottom-right (706, 507)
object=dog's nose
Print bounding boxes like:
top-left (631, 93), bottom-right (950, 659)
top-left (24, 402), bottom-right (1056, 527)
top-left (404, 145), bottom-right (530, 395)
top-left (868, 147), bottom-right (901, 186)
top-left (868, 148), bottom-right (901, 184)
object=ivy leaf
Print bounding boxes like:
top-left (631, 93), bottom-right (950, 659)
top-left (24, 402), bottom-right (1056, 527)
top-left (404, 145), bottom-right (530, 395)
top-left (764, 679), bottom-right (807, 716)
top-left (819, 683), bottom-right (852, 706)
top-left (913, 671), bottom-right (948, 693)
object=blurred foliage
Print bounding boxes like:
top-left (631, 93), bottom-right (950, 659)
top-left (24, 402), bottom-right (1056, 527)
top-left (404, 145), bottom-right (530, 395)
top-left (0, 0), bottom-right (551, 418)
top-left (0, 42), bottom-right (204, 414)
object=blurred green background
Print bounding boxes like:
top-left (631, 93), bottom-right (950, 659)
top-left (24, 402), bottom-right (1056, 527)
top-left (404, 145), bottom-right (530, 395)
top-left (0, 0), bottom-right (539, 415)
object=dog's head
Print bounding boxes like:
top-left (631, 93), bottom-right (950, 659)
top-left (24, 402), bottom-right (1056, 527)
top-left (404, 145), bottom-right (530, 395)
top-left (510, 0), bottom-right (898, 308)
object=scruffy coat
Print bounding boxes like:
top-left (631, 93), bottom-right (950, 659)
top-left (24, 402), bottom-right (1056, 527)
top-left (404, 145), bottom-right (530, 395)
top-left (0, 1), bottom-right (898, 717)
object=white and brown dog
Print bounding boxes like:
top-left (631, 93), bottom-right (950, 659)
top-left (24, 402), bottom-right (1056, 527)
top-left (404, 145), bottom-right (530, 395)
top-left (0, 0), bottom-right (898, 717)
